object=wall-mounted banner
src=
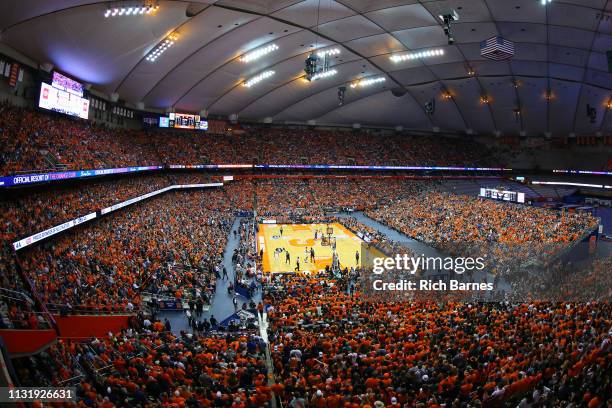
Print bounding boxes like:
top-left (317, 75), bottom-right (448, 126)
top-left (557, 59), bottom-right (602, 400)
top-left (253, 164), bottom-right (512, 171)
top-left (171, 183), bottom-right (223, 189)
top-left (167, 164), bottom-right (253, 169)
top-left (1, 166), bottom-right (164, 187)
top-left (168, 164), bottom-right (511, 172)
top-left (553, 170), bottom-right (612, 176)
top-left (100, 186), bottom-right (174, 215)
top-left (532, 181), bottom-right (612, 189)
top-left (13, 212), bottom-right (96, 250)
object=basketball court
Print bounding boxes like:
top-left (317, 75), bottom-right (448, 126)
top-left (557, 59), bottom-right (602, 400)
top-left (257, 222), bottom-right (382, 274)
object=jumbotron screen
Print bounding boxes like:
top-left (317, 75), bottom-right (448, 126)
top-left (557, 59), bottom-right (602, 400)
top-left (160, 112), bottom-right (207, 130)
top-left (38, 82), bottom-right (89, 119)
top-left (479, 187), bottom-right (526, 203)
top-left (172, 112), bottom-right (198, 129)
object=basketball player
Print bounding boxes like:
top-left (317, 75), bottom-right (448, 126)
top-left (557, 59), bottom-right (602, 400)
top-left (355, 250), bottom-right (360, 265)
top-left (285, 250), bottom-right (290, 264)
top-left (310, 247), bottom-right (315, 263)
top-left (280, 225), bottom-right (284, 237)
top-left (295, 257), bottom-right (300, 272)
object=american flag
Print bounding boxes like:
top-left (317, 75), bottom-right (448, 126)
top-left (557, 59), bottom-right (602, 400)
top-left (480, 36), bottom-right (515, 60)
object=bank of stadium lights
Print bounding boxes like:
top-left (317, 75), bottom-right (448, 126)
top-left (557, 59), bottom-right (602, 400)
top-left (350, 76), bottom-right (386, 88)
top-left (317, 48), bottom-right (341, 58)
top-left (145, 33), bottom-right (178, 62)
top-left (105, 3), bottom-right (159, 17)
top-left (540, 0), bottom-right (552, 5)
top-left (310, 69), bottom-right (337, 81)
top-left (390, 49), bottom-right (444, 63)
top-left (240, 44), bottom-right (279, 63)
top-left (243, 70), bottom-right (275, 88)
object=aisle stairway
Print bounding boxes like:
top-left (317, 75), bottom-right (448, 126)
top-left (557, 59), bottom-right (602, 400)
top-left (160, 216), bottom-right (262, 334)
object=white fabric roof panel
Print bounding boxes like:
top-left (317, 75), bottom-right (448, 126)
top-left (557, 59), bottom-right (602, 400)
top-left (0, 0), bottom-right (609, 135)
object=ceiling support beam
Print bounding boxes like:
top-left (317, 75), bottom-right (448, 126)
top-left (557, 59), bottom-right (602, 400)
top-left (571, 0), bottom-right (611, 134)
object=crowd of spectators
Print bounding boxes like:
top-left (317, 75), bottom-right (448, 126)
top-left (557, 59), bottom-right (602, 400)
top-left (0, 174), bottom-right (175, 242)
top-left (514, 255), bottom-right (612, 302)
top-left (367, 191), bottom-right (598, 276)
top-left (233, 219), bottom-right (258, 286)
top-left (0, 176), bottom-right (429, 252)
top-left (1, 177), bottom-right (602, 322)
top-left (0, 173), bottom-right (226, 327)
top-left (264, 275), bottom-right (611, 408)
top-left (0, 104), bottom-right (158, 174)
top-left (13, 313), bottom-right (271, 407)
top-left (0, 105), bottom-right (499, 175)
top-left (367, 191), bottom-right (597, 246)
top-left (1, 174), bottom-right (610, 407)
top-left (255, 178), bottom-right (425, 221)
top-left (1, 177), bottom-right (427, 326)
top-left (0, 244), bottom-right (50, 330)
top-left (224, 180), bottom-right (255, 213)
top-left (17, 189), bottom-right (232, 313)
top-left (215, 128), bottom-right (497, 168)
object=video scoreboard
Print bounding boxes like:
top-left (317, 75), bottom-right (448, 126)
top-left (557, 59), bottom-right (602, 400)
top-left (158, 112), bottom-right (208, 130)
top-left (479, 188), bottom-right (526, 203)
top-left (38, 71), bottom-right (89, 119)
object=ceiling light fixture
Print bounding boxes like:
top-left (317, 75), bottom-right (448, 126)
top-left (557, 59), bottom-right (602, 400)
top-left (317, 48), bottom-right (341, 58)
top-left (390, 49), bottom-right (444, 63)
top-left (243, 70), bottom-right (275, 87)
top-left (350, 76), bottom-right (386, 88)
top-left (240, 44), bottom-right (279, 63)
top-left (105, 3), bottom-right (159, 18)
top-left (145, 33), bottom-right (178, 62)
top-left (310, 69), bottom-right (338, 81)
top-left (544, 88), bottom-right (553, 101)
